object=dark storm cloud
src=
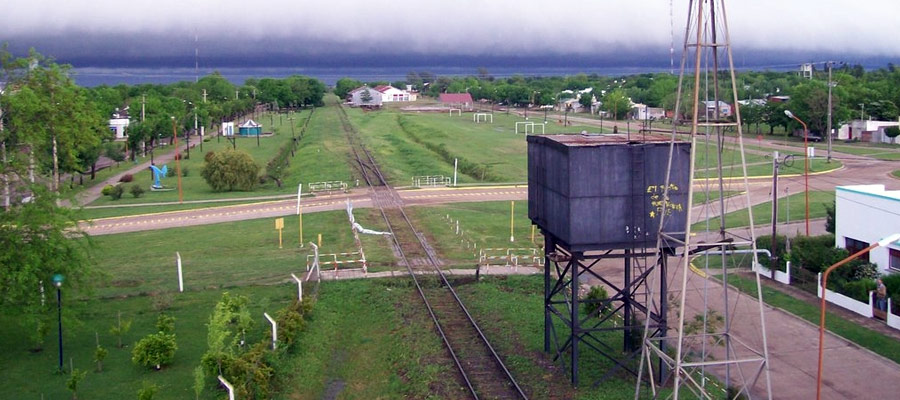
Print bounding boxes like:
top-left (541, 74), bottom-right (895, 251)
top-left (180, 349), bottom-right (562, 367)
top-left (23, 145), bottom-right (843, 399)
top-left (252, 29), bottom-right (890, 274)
top-left (3, 0), bottom-right (900, 66)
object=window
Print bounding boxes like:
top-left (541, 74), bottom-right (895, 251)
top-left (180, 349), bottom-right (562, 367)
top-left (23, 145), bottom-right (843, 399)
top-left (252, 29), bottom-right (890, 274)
top-left (845, 237), bottom-right (870, 263)
top-left (890, 248), bottom-right (900, 272)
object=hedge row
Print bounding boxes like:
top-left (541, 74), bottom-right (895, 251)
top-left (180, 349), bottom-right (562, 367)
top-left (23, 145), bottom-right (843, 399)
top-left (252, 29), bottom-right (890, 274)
top-left (396, 115), bottom-right (501, 182)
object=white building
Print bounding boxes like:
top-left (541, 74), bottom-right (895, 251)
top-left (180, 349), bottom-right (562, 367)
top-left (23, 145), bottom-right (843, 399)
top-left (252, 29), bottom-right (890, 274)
top-left (701, 100), bottom-right (732, 118)
top-left (348, 86), bottom-right (384, 107)
top-left (108, 107), bottom-right (130, 140)
top-left (837, 120), bottom-right (900, 143)
top-left (373, 85), bottom-right (414, 102)
top-left (835, 184), bottom-right (900, 273)
top-left (631, 103), bottom-right (666, 120)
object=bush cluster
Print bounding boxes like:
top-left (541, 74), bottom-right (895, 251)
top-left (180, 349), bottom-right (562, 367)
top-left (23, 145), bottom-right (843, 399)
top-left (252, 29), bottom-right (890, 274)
top-left (119, 174), bottom-right (134, 183)
top-left (201, 149), bottom-right (260, 191)
top-left (200, 293), bottom-right (315, 399)
top-left (775, 234), bottom-right (881, 302)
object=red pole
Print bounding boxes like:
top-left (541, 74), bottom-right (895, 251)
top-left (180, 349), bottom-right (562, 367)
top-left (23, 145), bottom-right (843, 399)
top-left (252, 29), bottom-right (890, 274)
top-left (171, 118), bottom-right (183, 204)
top-left (817, 242), bottom-right (880, 400)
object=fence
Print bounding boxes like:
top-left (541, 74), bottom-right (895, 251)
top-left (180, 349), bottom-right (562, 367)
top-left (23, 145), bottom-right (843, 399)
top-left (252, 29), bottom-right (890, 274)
top-left (478, 247), bottom-right (544, 271)
top-left (412, 175), bottom-right (451, 188)
top-left (307, 181), bottom-right (348, 193)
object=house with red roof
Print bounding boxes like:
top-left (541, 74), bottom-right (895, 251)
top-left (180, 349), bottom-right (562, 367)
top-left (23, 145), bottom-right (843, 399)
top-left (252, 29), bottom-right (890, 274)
top-left (439, 93), bottom-right (474, 110)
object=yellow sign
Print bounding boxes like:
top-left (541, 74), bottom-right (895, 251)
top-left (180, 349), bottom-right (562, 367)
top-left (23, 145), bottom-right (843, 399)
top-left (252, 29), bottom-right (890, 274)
top-left (275, 218), bottom-right (284, 230)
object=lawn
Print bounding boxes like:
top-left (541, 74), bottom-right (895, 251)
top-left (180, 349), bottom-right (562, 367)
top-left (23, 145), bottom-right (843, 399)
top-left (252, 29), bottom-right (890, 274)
top-left (0, 284), bottom-right (297, 400)
top-left (724, 273), bottom-right (900, 365)
top-left (893, 169), bottom-right (900, 179)
top-left (83, 208), bottom-right (393, 298)
top-left (87, 106), bottom-right (354, 207)
top-left (346, 107), bottom-right (599, 185)
top-left (692, 190), bottom-right (834, 231)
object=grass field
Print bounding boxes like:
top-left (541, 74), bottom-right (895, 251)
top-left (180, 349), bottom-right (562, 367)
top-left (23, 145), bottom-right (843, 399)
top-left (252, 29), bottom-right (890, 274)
top-left (0, 284), bottom-right (296, 400)
top-left (693, 190), bottom-right (834, 231)
top-left (87, 106), bottom-right (354, 207)
top-left (83, 208), bottom-right (392, 298)
top-left (894, 169), bottom-right (900, 179)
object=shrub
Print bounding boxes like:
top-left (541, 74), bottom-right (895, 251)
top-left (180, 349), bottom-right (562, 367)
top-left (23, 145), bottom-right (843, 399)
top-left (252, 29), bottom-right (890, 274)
top-left (108, 184), bottom-right (125, 200)
top-left (181, 167), bottom-right (189, 177)
top-left (204, 151), bottom-right (216, 163)
top-left (109, 312), bottom-right (133, 348)
top-left (840, 279), bottom-right (877, 303)
top-left (132, 332), bottom-right (177, 370)
top-left (156, 314), bottom-right (175, 334)
top-left (201, 149), bottom-right (260, 191)
top-left (130, 184), bottom-right (145, 198)
top-left (119, 174), bottom-right (134, 183)
top-left (583, 285), bottom-right (610, 318)
top-left (756, 234), bottom-right (788, 271)
top-left (66, 368), bottom-right (88, 399)
top-left (101, 185), bottom-right (114, 196)
top-left (166, 167), bottom-right (176, 177)
top-left (137, 381), bottom-right (159, 400)
top-left (94, 343), bottom-right (108, 372)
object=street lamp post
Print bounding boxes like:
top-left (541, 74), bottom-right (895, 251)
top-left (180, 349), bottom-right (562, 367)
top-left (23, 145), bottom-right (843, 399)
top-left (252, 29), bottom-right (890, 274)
top-left (52, 274), bottom-right (64, 372)
top-left (784, 110), bottom-right (810, 235)
top-left (816, 234), bottom-right (900, 400)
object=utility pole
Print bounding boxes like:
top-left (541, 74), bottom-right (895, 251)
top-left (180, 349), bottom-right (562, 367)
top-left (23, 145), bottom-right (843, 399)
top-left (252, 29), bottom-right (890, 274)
top-left (770, 151), bottom-right (780, 279)
top-left (826, 61), bottom-right (833, 163)
top-left (1, 100), bottom-right (8, 210)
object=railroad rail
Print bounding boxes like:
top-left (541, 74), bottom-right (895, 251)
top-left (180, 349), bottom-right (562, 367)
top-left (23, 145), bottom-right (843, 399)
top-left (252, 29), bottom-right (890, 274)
top-left (336, 105), bottom-right (527, 399)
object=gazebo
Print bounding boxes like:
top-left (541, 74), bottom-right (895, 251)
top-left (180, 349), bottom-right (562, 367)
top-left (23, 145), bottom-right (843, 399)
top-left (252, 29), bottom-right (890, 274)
top-left (238, 120), bottom-right (262, 136)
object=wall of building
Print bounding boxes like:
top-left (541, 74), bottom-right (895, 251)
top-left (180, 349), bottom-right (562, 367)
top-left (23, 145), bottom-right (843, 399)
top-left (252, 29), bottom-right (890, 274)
top-left (350, 88), bottom-right (383, 107)
top-left (835, 185), bottom-right (900, 273)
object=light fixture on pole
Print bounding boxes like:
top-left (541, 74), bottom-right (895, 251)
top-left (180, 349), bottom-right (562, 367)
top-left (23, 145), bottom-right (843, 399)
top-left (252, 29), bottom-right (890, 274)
top-left (52, 273), bottom-right (64, 372)
top-left (784, 109), bottom-right (810, 235)
top-left (816, 233), bottom-right (900, 400)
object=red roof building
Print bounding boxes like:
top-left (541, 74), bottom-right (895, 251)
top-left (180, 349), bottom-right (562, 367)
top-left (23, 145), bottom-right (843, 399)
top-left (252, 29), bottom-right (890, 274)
top-left (439, 93), bottom-right (474, 109)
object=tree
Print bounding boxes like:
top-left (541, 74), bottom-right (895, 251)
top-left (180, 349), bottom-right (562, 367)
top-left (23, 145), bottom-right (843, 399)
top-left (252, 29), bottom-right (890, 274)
top-left (334, 78), bottom-right (363, 99)
top-left (741, 103), bottom-right (765, 134)
top-left (0, 185), bottom-right (96, 340)
top-left (579, 93), bottom-right (593, 112)
top-left (360, 88), bottom-right (373, 105)
top-left (132, 332), bottom-right (177, 370)
top-left (602, 89), bottom-right (630, 120)
top-left (109, 312), bottom-right (133, 348)
top-left (66, 367), bottom-right (88, 400)
top-left (200, 149), bottom-right (260, 191)
top-left (762, 101), bottom-right (791, 135)
top-left (3, 51), bottom-right (107, 192)
top-left (885, 126), bottom-right (900, 144)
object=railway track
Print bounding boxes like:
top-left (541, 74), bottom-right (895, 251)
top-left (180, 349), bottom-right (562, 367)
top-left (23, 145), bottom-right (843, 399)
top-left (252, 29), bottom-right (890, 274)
top-left (336, 106), bottom-right (527, 400)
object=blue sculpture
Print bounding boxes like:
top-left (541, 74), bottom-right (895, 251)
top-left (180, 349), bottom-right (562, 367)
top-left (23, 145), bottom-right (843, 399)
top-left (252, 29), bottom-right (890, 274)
top-left (149, 164), bottom-right (168, 189)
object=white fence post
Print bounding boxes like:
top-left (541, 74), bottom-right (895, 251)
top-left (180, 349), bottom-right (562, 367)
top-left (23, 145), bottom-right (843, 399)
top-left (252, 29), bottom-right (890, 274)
top-left (264, 312), bottom-right (277, 350)
top-left (176, 252), bottom-right (183, 292)
top-left (290, 273), bottom-right (303, 301)
top-left (218, 375), bottom-right (235, 400)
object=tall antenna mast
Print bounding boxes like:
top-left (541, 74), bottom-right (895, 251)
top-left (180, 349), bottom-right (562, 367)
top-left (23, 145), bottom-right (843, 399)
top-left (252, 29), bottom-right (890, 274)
top-left (669, 0), bottom-right (676, 75)
top-left (636, 0), bottom-right (773, 398)
top-left (194, 32), bottom-right (199, 83)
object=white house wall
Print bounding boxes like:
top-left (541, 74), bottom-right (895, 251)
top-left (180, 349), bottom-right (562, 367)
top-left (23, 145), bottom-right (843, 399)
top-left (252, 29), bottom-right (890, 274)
top-left (835, 185), bottom-right (900, 273)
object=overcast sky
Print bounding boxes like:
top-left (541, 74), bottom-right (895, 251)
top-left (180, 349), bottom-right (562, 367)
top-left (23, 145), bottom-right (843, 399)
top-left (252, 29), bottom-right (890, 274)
top-left (3, 0), bottom-right (900, 67)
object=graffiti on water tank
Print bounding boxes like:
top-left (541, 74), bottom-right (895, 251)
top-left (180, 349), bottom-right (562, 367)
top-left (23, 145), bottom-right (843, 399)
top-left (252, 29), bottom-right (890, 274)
top-left (647, 183), bottom-right (684, 219)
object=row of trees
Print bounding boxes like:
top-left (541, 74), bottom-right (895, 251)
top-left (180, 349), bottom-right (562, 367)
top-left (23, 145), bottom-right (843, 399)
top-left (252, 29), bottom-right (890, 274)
top-left (344, 64), bottom-right (900, 135)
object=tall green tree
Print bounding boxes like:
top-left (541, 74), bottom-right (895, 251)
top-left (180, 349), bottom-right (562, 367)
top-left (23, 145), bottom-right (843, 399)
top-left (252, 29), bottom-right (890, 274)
top-left (602, 89), bottom-right (631, 119)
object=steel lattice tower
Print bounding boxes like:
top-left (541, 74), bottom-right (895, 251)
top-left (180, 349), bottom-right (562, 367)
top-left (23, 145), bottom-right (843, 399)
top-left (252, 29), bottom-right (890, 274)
top-left (635, 0), bottom-right (773, 399)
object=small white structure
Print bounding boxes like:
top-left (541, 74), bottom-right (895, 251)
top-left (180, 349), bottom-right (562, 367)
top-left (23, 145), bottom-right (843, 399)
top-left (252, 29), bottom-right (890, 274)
top-left (109, 107), bottom-right (130, 140)
top-left (701, 100), bottom-right (732, 118)
top-left (837, 120), bottom-right (900, 143)
top-left (222, 121), bottom-right (235, 137)
top-left (835, 184), bottom-right (900, 273)
top-left (631, 103), bottom-right (666, 120)
top-left (348, 86), bottom-right (384, 107)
